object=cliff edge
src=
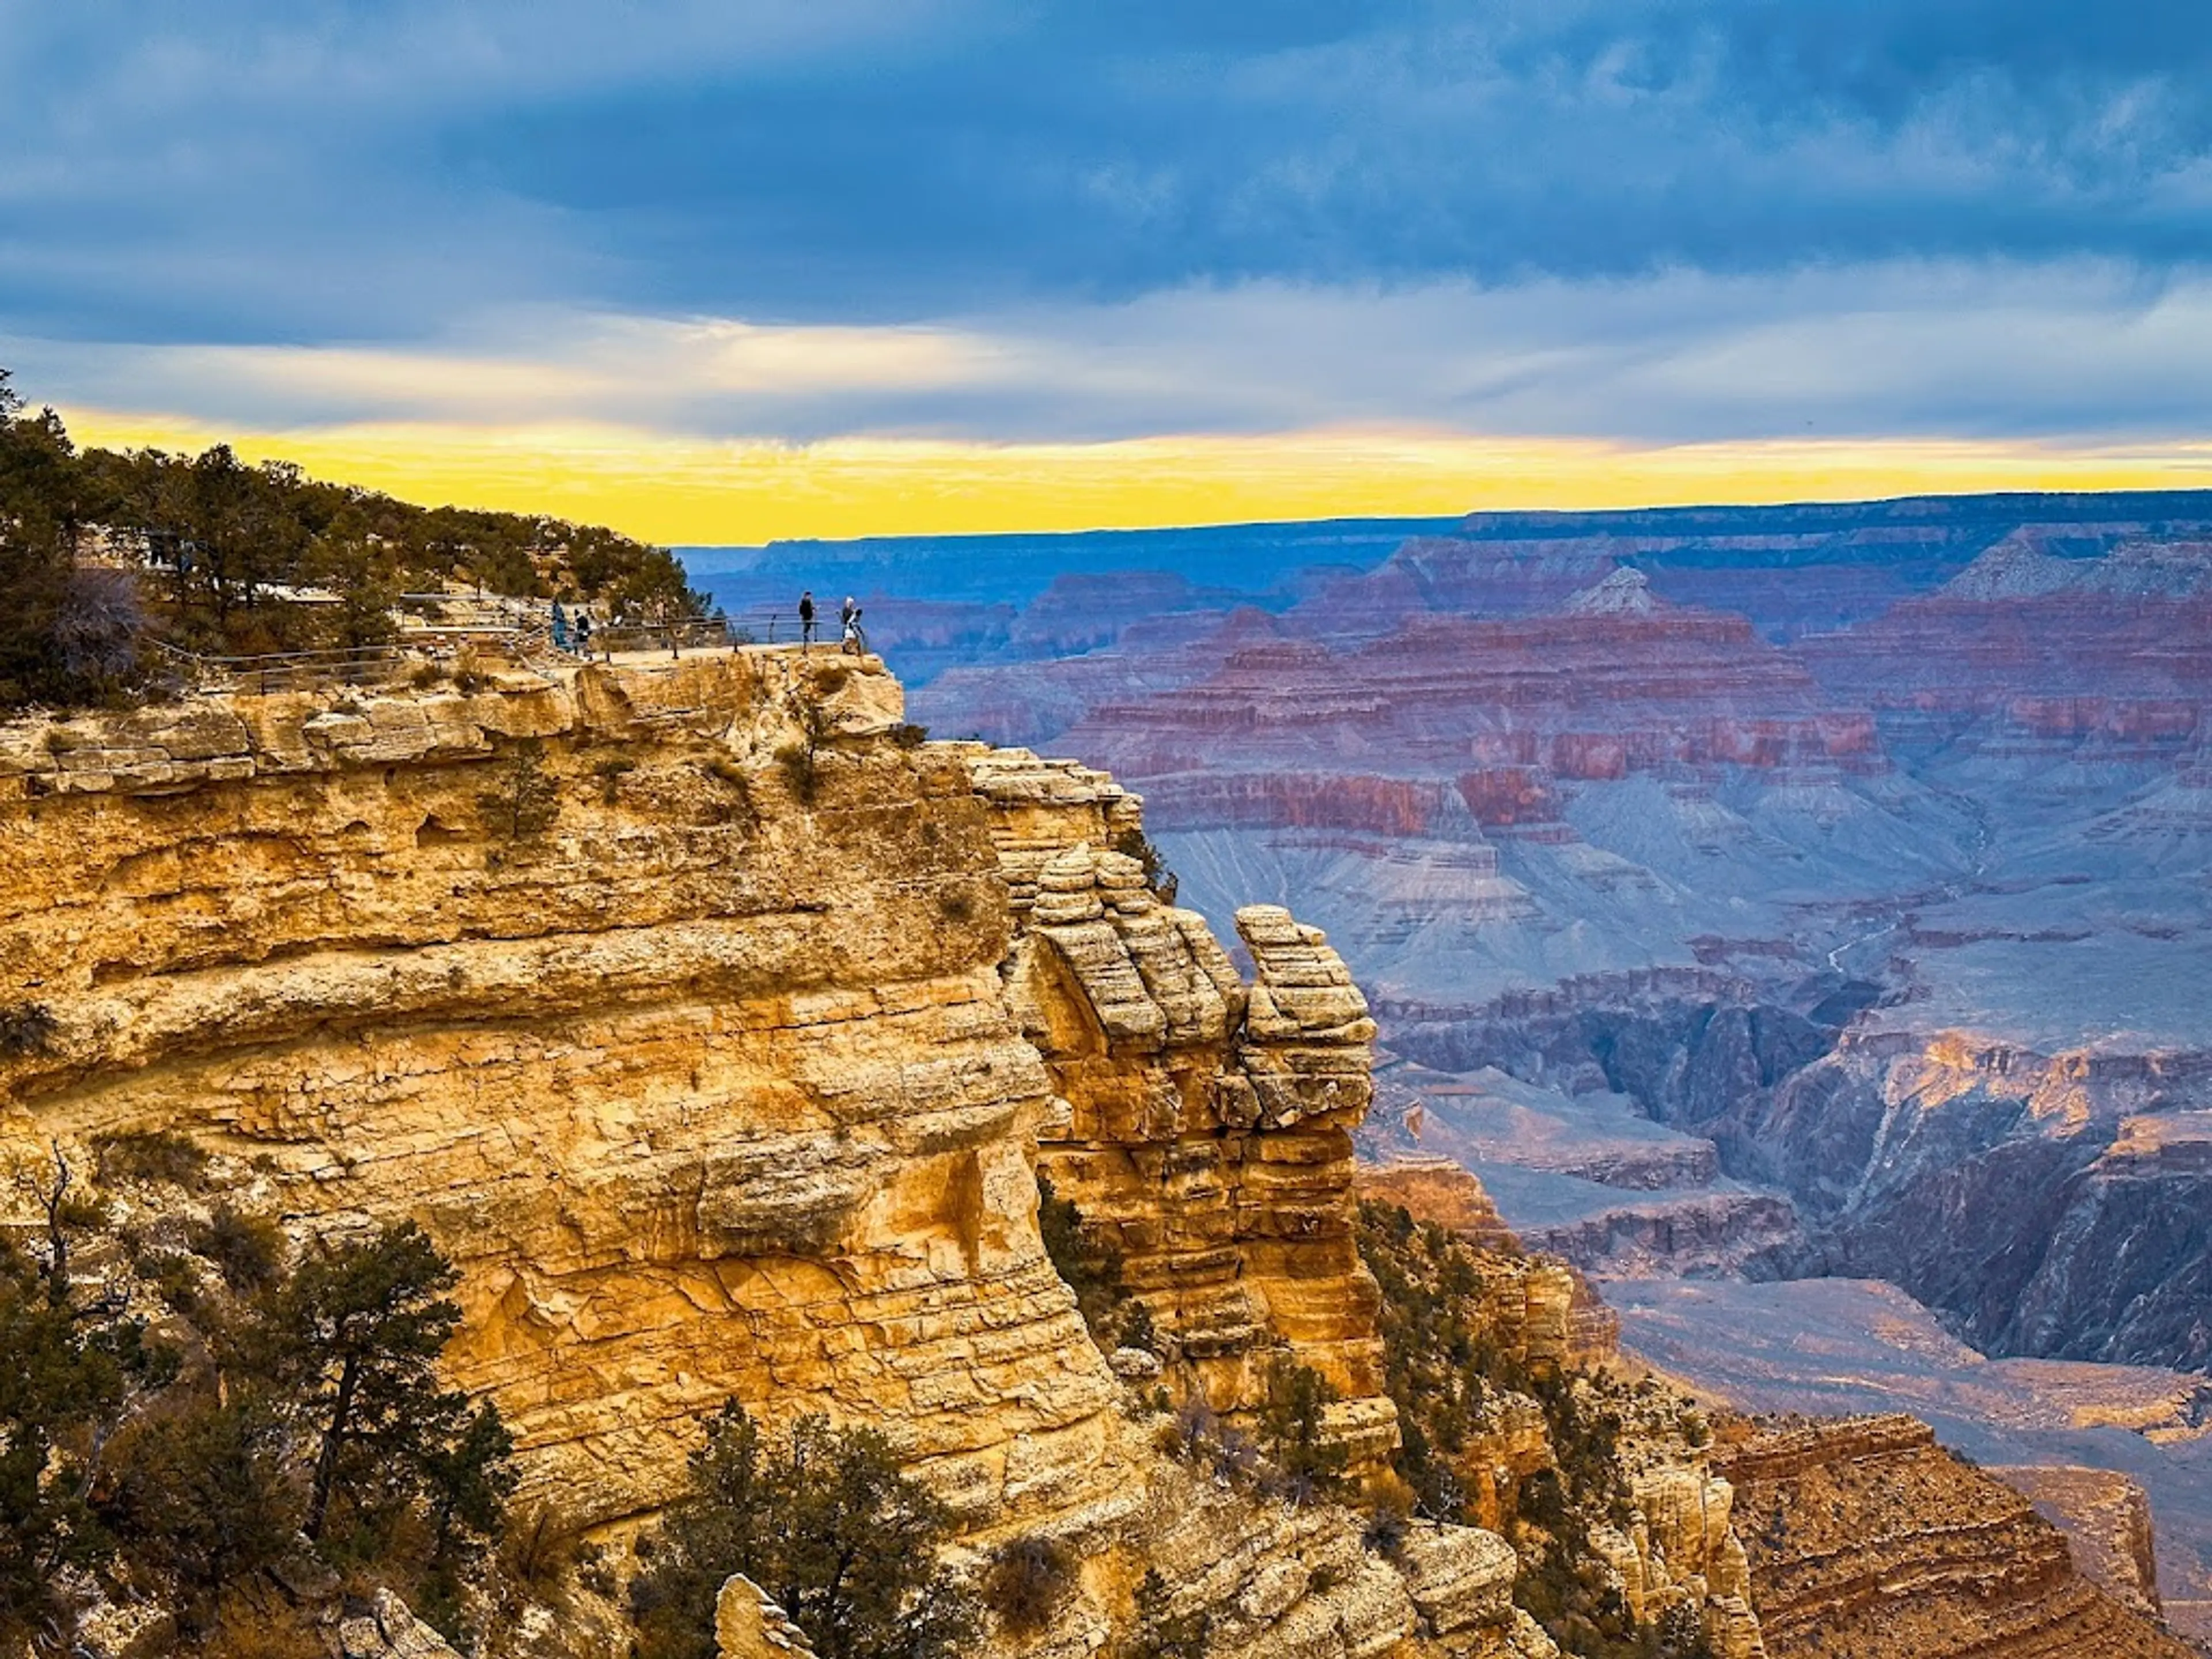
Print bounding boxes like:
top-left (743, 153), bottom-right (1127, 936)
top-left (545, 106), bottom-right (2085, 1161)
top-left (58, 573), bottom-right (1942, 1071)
top-left (0, 652), bottom-right (1532, 1657)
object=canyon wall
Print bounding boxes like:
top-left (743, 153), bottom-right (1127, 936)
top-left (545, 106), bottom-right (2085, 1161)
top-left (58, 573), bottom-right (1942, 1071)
top-left (0, 653), bottom-right (1119, 1530)
top-left (0, 655), bottom-right (1551, 1658)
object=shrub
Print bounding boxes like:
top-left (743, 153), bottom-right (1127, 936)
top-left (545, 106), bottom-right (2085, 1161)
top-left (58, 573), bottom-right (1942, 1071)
top-left (0, 1001), bottom-right (57, 1057)
top-left (773, 702), bottom-right (835, 805)
top-left (1112, 828), bottom-right (1179, 906)
top-left (631, 1403), bottom-right (979, 1659)
top-left (890, 722), bottom-right (929, 749)
top-left (188, 1588), bottom-right (327, 1659)
top-left (1356, 1199), bottom-right (1685, 1655)
top-left (1361, 1501), bottom-right (1409, 1558)
top-left (476, 738), bottom-right (559, 840)
top-left (1035, 1173), bottom-right (1132, 1349)
top-left (1125, 1569), bottom-right (1210, 1659)
top-left (592, 757), bottom-right (636, 804)
top-left (101, 1391), bottom-right (300, 1636)
top-left (92, 1127), bottom-right (211, 1188)
top-left (188, 1202), bottom-right (285, 1294)
top-left (982, 1535), bottom-right (1075, 1634)
top-left (0, 1232), bottom-right (154, 1646)
top-left (498, 1502), bottom-right (599, 1612)
top-left (1254, 1357), bottom-right (1349, 1502)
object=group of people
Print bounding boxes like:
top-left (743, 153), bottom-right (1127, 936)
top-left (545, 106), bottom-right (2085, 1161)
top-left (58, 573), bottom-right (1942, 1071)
top-left (797, 590), bottom-right (866, 653)
top-left (549, 600), bottom-right (596, 657)
top-left (550, 593), bottom-right (868, 660)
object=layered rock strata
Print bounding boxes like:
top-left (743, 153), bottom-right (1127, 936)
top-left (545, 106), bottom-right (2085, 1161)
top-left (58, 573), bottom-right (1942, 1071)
top-left (1353, 1160), bottom-right (1760, 1656)
top-left (0, 653), bottom-right (1123, 1528)
top-left (1720, 1417), bottom-right (2197, 1658)
top-left (965, 748), bottom-right (1400, 1469)
top-left (1993, 1466), bottom-right (2165, 1621)
top-left (0, 658), bottom-right (1544, 1657)
top-left (1354, 1158), bottom-right (1618, 1364)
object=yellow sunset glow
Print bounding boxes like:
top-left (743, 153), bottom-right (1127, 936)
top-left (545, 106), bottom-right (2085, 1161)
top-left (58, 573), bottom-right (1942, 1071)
top-left (59, 410), bottom-right (2212, 546)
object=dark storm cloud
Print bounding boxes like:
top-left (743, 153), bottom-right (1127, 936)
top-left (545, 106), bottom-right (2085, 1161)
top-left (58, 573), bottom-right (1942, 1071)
top-left (455, 0), bottom-right (2212, 318)
top-left (4, 0), bottom-right (2209, 341)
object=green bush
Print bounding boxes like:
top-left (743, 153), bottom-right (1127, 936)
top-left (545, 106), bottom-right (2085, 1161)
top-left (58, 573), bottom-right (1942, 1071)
top-left (1355, 1200), bottom-right (1698, 1657)
top-left (1123, 1568), bottom-right (1210, 1659)
top-left (477, 738), bottom-right (560, 842)
top-left (1111, 828), bottom-right (1179, 906)
top-left (0, 365), bottom-right (706, 713)
top-left (1035, 1172), bottom-right (1135, 1350)
top-left (1254, 1357), bottom-right (1350, 1502)
top-left (630, 1403), bottom-right (979, 1659)
top-left (0, 1177), bottom-right (514, 1651)
top-left (982, 1535), bottom-right (1075, 1635)
top-left (187, 1202), bottom-right (286, 1295)
top-left (92, 1127), bottom-right (211, 1189)
top-left (0, 1001), bottom-right (57, 1057)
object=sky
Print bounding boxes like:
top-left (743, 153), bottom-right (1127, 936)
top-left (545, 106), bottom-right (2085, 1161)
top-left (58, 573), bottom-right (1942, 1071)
top-left (6, 1), bottom-right (2212, 543)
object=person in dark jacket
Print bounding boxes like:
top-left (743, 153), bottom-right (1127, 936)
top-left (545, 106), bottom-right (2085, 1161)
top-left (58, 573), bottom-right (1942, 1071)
top-left (799, 590), bottom-right (816, 646)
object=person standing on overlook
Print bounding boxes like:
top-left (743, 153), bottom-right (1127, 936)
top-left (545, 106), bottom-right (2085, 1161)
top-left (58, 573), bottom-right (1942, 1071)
top-left (841, 595), bottom-right (857, 631)
top-left (799, 589), bottom-right (816, 647)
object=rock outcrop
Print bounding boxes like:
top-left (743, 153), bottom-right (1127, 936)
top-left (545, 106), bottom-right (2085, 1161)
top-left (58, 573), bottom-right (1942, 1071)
top-left (1759, 1039), bottom-right (2212, 1371)
top-left (1719, 1417), bottom-right (2198, 1658)
top-left (1993, 1466), bottom-right (2165, 1621)
top-left (0, 652), bottom-right (1121, 1530)
top-left (716, 1576), bottom-right (820, 1659)
top-left (965, 748), bottom-right (1399, 1470)
top-left (1354, 1159), bottom-right (1618, 1363)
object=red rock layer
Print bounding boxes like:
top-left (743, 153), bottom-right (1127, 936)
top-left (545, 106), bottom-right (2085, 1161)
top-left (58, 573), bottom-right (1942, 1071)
top-left (1063, 608), bottom-right (1883, 834)
top-left (1799, 594), bottom-right (2212, 756)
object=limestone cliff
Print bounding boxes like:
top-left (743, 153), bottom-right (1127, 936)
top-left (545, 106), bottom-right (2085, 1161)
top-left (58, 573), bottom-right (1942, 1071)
top-left (0, 656), bottom-right (1533, 1657)
top-left (961, 746), bottom-right (1399, 1470)
top-left (1352, 1158), bottom-right (1762, 1657)
top-left (1, 653), bottom-right (1119, 1531)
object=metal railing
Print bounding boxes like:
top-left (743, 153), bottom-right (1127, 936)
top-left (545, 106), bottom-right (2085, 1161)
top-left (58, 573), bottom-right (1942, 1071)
top-left (550, 609), bottom-right (813, 658)
top-left (149, 639), bottom-right (415, 695)
top-left (147, 606), bottom-right (831, 694)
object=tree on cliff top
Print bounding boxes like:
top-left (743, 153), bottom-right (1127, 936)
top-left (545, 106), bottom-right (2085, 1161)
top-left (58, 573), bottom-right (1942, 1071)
top-left (0, 365), bottom-right (705, 708)
top-left (630, 1403), bottom-right (979, 1659)
top-left (0, 371), bottom-right (146, 711)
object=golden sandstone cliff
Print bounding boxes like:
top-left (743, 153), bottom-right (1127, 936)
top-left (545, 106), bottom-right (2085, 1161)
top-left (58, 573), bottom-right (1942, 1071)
top-left (3, 650), bottom-right (2195, 1659)
top-left (0, 652), bottom-right (1539, 1658)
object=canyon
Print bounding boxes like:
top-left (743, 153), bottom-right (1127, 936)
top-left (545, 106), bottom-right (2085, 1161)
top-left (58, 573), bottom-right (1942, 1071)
top-left (5, 632), bottom-right (2197, 1654)
top-left (692, 490), bottom-right (2212, 1650)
